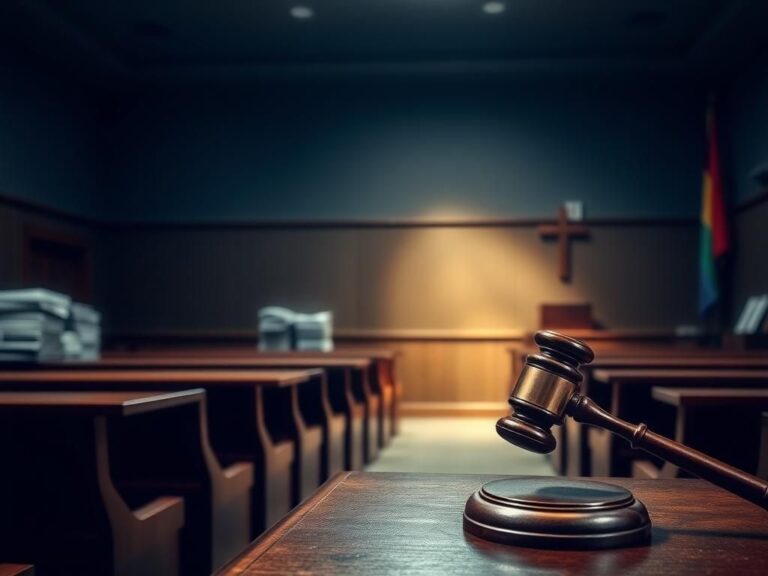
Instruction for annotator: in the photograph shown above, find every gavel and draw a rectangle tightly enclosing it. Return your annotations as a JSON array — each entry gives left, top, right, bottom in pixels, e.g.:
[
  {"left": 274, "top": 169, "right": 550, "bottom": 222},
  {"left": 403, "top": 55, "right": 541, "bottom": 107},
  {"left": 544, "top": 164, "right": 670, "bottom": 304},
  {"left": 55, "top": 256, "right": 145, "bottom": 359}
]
[{"left": 497, "top": 330, "right": 768, "bottom": 509}]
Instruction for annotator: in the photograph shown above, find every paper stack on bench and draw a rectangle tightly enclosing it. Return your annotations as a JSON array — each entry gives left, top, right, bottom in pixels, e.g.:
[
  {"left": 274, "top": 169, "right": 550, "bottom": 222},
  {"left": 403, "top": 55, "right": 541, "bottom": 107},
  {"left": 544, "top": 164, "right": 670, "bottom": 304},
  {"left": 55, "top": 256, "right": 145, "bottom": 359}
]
[
  {"left": 258, "top": 307, "right": 296, "bottom": 351},
  {"left": 0, "top": 288, "right": 70, "bottom": 361},
  {"left": 258, "top": 307, "right": 334, "bottom": 351},
  {"left": 294, "top": 311, "right": 333, "bottom": 352},
  {"left": 64, "top": 302, "right": 102, "bottom": 360}
]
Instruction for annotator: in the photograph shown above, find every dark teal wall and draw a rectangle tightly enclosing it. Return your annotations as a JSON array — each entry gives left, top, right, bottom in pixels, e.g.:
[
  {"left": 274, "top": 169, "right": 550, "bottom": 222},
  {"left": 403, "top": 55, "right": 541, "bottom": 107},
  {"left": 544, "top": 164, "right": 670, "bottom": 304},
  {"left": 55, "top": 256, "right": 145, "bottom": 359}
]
[
  {"left": 104, "top": 71, "right": 705, "bottom": 222},
  {"left": 723, "top": 57, "right": 768, "bottom": 204},
  {"left": 0, "top": 45, "right": 104, "bottom": 216}
]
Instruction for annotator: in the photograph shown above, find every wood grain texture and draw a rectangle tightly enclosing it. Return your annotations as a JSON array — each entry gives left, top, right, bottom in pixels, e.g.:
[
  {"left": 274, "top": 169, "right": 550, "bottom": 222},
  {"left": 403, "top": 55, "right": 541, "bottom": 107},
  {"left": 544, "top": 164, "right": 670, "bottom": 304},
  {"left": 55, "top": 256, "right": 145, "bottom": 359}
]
[
  {"left": 0, "top": 368, "right": 318, "bottom": 387},
  {"left": 0, "top": 565, "right": 34, "bottom": 576},
  {"left": 101, "top": 354, "right": 371, "bottom": 369},
  {"left": 0, "top": 389, "right": 205, "bottom": 416},
  {"left": 218, "top": 472, "right": 768, "bottom": 576},
  {"left": 97, "top": 224, "right": 699, "bottom": 340}
]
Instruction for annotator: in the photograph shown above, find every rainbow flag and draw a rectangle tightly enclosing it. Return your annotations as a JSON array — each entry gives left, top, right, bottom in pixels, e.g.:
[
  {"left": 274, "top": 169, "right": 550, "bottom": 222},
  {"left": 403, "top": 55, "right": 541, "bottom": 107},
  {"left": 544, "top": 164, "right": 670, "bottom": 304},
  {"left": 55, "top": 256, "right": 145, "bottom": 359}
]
[{"left": 698, "top": 101, "right": 729, "bottom": 317}]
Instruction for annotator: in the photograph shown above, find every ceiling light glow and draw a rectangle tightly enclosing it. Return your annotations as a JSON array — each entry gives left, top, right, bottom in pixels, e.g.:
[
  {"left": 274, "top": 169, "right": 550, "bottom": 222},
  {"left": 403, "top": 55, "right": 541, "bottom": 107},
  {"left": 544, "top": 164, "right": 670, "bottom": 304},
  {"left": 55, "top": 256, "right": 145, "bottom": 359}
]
[
  {"left": 482, "top": 2, "right": 506, "bottom": 15},
  {"left": 290, "top": 6, "right": 314, "bottom": 20}
]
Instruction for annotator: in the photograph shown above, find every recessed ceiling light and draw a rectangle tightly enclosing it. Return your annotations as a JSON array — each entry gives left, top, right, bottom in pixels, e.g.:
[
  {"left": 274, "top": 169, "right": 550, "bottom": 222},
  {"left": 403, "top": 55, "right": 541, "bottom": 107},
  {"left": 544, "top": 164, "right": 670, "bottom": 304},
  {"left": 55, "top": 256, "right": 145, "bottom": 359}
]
[
  {"left": 482, "top": 2, "right": 506, "bottom": 15},
  {"left": 290, "top": 6, "right": 314, "bottom": 20}
]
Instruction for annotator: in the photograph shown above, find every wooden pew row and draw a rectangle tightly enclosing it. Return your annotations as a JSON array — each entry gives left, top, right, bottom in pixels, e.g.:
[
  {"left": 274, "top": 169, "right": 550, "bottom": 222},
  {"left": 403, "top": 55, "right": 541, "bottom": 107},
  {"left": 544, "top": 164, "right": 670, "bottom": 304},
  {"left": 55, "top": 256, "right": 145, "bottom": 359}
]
[
  {"left": 69, "top": 356, "right": 374, "bottom": 468},
  {"left": 632, "top": 387, "right": 768, "bottom": 480},
  {"left": 0, "top": 390, "right": 195, "bottom": 576},
  {"left": 238, "top": 350, "right": 399, "bottom": 446},
  {"left": 0, "top": 369, "right": 322, "bottom": 538},
  {"left": 549, "top": 356, "right": 768, "bottom": 477},
  {"left": 507, "top": 346, "right": 768, "bottom": 475},
  {"left": 106, "top": 347, "right": 402, "bottom": 442},
  {"left": 588, "top": 369, "right": 768, "bottom": 478}
]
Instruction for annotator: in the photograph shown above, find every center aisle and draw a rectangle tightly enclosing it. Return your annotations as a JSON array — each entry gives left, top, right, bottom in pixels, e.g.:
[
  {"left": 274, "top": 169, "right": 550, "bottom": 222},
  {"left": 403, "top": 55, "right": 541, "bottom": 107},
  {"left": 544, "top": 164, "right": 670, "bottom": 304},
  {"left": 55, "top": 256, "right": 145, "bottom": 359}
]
[{"left": 365, "top": 417, "right": 555, "bottom": 476}]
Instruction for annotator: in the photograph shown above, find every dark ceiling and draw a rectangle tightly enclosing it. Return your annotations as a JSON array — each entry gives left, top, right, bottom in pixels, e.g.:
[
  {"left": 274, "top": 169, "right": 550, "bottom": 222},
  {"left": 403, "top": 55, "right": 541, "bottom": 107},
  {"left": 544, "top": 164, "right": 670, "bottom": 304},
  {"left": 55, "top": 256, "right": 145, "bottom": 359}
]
[{"left": 2, "top": 0, "right": 767, "bottom": 79}]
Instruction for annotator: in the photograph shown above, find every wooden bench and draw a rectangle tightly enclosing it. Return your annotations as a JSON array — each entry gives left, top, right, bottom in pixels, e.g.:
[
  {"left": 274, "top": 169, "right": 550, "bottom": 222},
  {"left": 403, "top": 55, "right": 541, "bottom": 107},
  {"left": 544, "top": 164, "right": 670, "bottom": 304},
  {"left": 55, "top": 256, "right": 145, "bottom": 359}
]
[
  {"left": 568, "top": 356, "right": 768, "bottom": 476},
  {"left": 588, "top": 368, "right": 768, "bottom": 477},
  {"left": 46, "top": 357, "right": 348, "bottom": 482},
  {"left": 109, "top": 346, "right": 399, "bottom": 446},
  {"left": 216, "top": 472, "right": 768, "bottom": 576},
  {"left": 0, "top": 391, "right": 189, "bottom": 576},
  {"left": 0, "top": 369, "right": 320, "bottom": 535},
  {"left": 94, "top": 356, "right": 373, "bottom": 469},
  {"left": 506, "top": 346, "right": 768, "bottom": 475},
  {"left": 517, "top": 354, "right": 768, "bottom": 477},
  {"left": 249, "top": 349, "right": 400, "bottom": 445},
  {"left": 201, "top": 357, "right": 375, "bottom": 467},
  {"left": 250, "top": 356, "right": 380, "bottom": 464},
  {"left": 632, "top": 387, "right": 768, "bottom": 479},
  {"left": 335, "top": 348, "right": 402, "bottom": 437},
  {"left": 508, "top": 348, "right": 768, "bottom": 476}
]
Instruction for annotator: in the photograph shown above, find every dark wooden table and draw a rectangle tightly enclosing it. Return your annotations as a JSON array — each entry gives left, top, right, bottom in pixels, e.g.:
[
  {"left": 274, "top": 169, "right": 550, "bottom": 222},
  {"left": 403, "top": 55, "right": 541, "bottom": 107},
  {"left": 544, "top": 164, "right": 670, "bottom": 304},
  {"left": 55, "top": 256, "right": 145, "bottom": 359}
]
[
  {"left": 585, "top": 368, "right": 768, "bottom": 477},
  {"left": 218, "top": 472, "right": 768, "bottom": 576},
  {"left": 0, "top": 368, "right": 322, "bottom": 535},
  {"left": 0, "top": 565, "right": 34, "bottom": 576},
  {"left": 639, "top": 387, "right": 768, "bottom": 479},
  {"left": 0, "top": 390, "right": 191, "bottom": 576}
]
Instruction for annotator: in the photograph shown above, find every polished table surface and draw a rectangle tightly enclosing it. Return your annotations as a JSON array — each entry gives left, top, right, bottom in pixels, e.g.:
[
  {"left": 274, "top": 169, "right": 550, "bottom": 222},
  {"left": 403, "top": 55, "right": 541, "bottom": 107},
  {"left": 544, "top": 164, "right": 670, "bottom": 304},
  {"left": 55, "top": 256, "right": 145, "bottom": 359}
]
[
  {"left": 219, "top": 472, "right": 768, "bottom": 576},
  {"left": 0, "top": 368, "right": 319, "bottom": 386},
  {"left": 0, "top": 388, "right": 204, "bottom": 415},
  {"left": 0, "top": 565, "right": 34, "bottom": 576}
]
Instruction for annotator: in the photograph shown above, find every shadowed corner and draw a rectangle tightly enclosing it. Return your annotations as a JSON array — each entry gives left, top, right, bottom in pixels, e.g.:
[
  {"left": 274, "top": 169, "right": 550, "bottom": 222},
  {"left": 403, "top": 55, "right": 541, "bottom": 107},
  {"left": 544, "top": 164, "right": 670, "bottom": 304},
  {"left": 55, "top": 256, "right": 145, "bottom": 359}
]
[{"left": 463, "top": 528, "right": 654, "bottom": 576}]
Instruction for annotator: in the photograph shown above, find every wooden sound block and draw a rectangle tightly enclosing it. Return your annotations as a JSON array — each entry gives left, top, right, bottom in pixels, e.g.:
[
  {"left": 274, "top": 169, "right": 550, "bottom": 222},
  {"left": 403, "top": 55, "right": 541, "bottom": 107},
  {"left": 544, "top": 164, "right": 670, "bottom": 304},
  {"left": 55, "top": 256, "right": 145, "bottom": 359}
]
[{"left": 463, "top": 477, "right": 651, "bottom": 549}]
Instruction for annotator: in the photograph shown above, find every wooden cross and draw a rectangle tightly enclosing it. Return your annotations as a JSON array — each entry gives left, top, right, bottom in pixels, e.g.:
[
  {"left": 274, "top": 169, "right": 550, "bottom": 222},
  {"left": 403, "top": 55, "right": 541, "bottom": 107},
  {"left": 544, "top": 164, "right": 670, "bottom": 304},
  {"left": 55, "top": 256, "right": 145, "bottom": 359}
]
[{"left": 538, "top": 206, "right": 590, "bottom": 282}]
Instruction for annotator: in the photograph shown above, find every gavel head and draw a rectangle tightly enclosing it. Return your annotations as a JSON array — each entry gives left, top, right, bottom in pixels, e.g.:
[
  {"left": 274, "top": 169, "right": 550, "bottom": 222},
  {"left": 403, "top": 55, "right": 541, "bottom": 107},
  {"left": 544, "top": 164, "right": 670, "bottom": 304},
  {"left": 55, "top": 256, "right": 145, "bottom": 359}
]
[{"left": 496, "top": 330, "right": 594, "bottom": 454}]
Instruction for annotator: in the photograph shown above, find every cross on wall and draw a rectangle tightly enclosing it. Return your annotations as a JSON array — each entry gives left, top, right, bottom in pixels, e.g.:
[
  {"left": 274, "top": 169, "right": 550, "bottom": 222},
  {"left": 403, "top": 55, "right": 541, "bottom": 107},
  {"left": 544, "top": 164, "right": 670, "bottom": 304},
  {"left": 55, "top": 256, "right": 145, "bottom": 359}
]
[{"left": 538, "top": 206, "right": 590, "bottom": 282}]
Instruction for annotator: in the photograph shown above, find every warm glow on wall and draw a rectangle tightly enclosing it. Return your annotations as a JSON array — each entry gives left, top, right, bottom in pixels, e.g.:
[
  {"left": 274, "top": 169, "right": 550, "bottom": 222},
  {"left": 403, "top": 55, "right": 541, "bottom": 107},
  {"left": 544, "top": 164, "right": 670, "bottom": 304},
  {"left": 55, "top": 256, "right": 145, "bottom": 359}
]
[{"left": 370, "top": 226, "right": 591, "bottom": 332}]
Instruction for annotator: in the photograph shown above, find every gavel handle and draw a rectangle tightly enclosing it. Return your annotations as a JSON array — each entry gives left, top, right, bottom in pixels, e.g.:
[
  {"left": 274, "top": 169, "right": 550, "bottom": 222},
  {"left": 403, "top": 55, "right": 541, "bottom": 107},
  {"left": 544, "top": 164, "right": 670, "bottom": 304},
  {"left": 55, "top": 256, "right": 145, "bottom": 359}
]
[{"left": 567, "top": 394, "right": 768, "bottom": 510}]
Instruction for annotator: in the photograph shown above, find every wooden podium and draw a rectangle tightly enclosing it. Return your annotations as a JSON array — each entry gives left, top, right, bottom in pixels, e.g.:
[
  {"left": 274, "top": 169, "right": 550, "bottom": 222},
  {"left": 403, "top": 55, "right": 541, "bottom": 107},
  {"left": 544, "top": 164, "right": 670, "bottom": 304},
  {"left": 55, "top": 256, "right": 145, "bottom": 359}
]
[{"left": 218, "top": 472, "right": 768, "bottom": 575}]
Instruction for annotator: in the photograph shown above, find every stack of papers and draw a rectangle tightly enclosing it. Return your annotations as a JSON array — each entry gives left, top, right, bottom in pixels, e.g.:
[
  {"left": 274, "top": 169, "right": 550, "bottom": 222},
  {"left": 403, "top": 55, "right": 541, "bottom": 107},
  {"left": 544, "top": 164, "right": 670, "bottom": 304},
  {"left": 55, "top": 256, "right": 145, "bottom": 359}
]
[
  {"left": 65, "top": 302, "right": 102, "bottom": 360},
  {"left": 294, "top": 311, "right": 333, "bottom": 352},
  {"left": 0, "top": 289, "right": 70, "bottom": 362},
  {"left": 258, "top": 307, "right": 296, "bottom": 351},
  {"left": 258, "top": 307, "right": 334, "bottom": 351}
]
